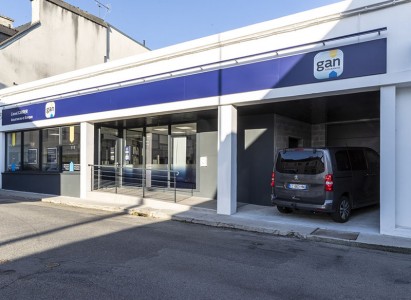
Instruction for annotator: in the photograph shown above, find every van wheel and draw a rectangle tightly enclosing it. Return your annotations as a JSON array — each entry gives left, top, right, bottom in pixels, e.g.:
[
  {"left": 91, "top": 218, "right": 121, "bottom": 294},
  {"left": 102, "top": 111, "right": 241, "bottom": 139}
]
[
  {"left": 277, "top": 206, "right": 293, "bottom": 214},
  {"left": 331, "top": 197, "right": 351, "bottom": 223}
]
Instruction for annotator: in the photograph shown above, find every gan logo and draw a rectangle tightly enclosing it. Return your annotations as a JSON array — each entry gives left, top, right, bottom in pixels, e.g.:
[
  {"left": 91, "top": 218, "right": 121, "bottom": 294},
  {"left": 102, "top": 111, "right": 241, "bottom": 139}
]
[
  {"left": 314, "top": 49, "right": 344, "bottom": 80},
  {"left": 45, "top": 102, "right": 56, "bottom": 118}
]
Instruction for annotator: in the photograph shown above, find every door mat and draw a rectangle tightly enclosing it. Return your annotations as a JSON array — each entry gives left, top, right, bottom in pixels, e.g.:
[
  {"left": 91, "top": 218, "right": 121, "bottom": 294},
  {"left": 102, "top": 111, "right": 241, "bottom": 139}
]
[{"left": 310, "top": 228, "right": 359, "bottom": 241}]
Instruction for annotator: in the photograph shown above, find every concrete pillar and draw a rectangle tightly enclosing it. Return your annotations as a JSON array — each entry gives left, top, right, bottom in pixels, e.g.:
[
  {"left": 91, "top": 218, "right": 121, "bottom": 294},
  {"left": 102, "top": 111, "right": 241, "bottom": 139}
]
[
  {"left": 380, "top": 86, "right": 396, "bottom": 235},
  {"left": 80, "top": 122, "right": 94, "bottom": 199},
  {"left": 0, "top": 132, "right": 5, "bottom": 189},
  {"left": 217, "top": 105, "right": 237, "bottom": 215}
]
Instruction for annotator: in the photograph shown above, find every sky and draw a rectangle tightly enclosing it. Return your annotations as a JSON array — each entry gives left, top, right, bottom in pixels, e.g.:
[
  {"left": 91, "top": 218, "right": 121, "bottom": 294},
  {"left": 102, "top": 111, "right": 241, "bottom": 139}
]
[{"left": 0, "top": 0, "right": 345, "bottom": 50}]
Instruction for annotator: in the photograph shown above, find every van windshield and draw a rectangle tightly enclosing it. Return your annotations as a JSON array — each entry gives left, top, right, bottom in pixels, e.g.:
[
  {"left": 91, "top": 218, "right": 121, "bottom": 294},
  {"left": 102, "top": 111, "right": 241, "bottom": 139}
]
[{"left": 276, "top": 150, "right": 325, "bottom": 175}]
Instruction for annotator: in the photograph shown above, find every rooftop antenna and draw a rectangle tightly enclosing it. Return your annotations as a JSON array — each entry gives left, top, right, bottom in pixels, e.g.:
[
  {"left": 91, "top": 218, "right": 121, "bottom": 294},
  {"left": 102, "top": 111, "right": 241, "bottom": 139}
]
[{"left": 93, "top": 0, "right": 111, "bottom": 19}]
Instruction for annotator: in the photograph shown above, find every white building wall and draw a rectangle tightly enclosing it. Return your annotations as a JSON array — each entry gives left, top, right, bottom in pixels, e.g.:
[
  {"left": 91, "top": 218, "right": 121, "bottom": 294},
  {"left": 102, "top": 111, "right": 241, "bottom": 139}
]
[
  {"left": 394, "top": 87, "right": 411, "bottom": 231},
  {"left": 217, "top": 105, "right": 237, "bottom": 215},
  {"left": 1, "top": 0, "right": 411, "bottom": 104},
  {"left": 380, "top": 86, "right": 396, "bottom": 235},
  {"left": 0, "top": 0, "right": 148, "bottom": 88},
  {"left": 109, "top": 27, "right": 147, "bottom": 61},
  {"left": 380, "top": 85, "right": 411, "bottom": 238},
  {"left": 1, "top": 0, "right": 411, "bottom": 236},
  {"left": 80, "top": 122, "right": 94, "bottom": 199}
]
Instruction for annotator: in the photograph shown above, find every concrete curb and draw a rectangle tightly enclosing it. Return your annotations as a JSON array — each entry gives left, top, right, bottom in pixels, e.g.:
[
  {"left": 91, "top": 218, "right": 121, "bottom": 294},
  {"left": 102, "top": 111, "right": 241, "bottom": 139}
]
[
  {"left": 306, "top": 235, "right": 411, "bottom": 254},
  {"left": 170, "top": 213, "right": 411, "bottom": 254},
  {"left": 43, "top": 198, "right": 411, "bottom": 254},
  {"left": 2, "top": 190, "right": 410, "bottom": 254}
]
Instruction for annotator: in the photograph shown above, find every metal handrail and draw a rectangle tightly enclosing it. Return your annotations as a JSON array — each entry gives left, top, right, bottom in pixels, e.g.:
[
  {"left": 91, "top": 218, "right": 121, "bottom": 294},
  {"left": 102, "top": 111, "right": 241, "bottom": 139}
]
[{"left": 89, "top": 164, "right": 183, "bottom": 202}]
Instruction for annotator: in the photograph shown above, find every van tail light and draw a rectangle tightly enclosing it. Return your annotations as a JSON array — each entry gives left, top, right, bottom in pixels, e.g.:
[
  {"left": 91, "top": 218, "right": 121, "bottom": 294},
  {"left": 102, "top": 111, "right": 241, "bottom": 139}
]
[
  {"left": 325, "top": 174, "right": 333, "bottom": 192},
  {"left": 271, "top": 172, "right": 275, "bottom": 187}
]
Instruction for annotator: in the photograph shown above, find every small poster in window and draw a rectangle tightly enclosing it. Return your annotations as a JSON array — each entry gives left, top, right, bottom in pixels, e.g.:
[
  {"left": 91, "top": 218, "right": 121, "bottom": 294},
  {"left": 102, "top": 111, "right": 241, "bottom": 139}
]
[
  {"left": 28, "top": 148, "right": 38, "bottom": 164},
  {"left": 47, "top": 147, "right": 58, "bottom": 163}
]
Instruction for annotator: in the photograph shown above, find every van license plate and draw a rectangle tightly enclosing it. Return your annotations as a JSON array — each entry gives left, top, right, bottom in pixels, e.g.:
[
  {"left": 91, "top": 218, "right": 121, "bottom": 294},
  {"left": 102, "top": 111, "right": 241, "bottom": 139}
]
[{"left": 287, "top": 183, "right": 307, "bottom": 190}]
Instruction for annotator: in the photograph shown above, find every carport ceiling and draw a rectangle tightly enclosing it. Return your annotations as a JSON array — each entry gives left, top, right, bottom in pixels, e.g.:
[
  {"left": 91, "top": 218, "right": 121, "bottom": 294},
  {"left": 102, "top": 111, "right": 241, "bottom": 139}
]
[{"left": 238, "top": 91, "right": 380, "bottom": 124}]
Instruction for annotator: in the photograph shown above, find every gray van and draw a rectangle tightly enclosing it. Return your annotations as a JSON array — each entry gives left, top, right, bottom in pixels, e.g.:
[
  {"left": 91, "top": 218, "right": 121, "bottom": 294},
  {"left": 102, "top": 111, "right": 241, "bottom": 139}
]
[{"left": 271, "top": 147, "right": 379, "bottom": 223}]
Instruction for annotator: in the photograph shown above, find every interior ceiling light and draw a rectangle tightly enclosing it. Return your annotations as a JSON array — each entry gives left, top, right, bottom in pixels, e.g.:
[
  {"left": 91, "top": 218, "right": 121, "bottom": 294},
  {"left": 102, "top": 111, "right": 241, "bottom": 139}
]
[
  {"left": 153, "top": 128, "right": 168, "bottom": 131},
  {"left": 176, "top": 126, "right": 192, "bottom": 130}
]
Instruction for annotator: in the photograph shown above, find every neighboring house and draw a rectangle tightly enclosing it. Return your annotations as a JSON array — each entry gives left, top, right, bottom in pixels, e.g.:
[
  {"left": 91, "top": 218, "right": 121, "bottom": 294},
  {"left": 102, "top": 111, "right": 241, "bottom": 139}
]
[
  {"left": 0, "top": 0, "right": 149, "bottom": 88},
  {"left": 0, "top": 15, "right": 17, "bottom": 43}
]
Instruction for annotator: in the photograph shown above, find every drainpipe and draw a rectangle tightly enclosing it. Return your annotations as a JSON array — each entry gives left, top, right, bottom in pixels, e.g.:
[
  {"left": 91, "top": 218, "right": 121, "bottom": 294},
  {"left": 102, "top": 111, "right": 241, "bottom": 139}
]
[{"left": 105, "top": 24, "right": 110, "bottom": 63}]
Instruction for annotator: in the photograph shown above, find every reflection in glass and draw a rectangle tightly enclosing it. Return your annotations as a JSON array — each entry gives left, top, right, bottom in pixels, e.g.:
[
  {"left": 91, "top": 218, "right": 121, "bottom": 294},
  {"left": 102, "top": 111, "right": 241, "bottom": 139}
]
[
  {"left": 24, "top": 130, "right": 40, "bottom": 171},
  {"left": 100, "top": 127, "right": 118, "bottom": 165},
  {"left": 61, "top": 125, "right": 80, "bottom": 171},
  {"left": 171, "top": 123, "right": 197, "bottom": 189},
  {"left": 124, "top": 129, "right": 144, "bottom": 167},
  {"left": 42, "top": 128, "right": 60, "bottom": 171},
  {"left": 7, "top": 132, "right": 21, "bottom": 171}
]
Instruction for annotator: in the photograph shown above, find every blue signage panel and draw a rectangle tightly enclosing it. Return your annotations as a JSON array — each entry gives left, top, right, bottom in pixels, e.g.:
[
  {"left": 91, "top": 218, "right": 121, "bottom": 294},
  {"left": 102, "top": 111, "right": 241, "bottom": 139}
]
[{"left": 2, "top": 38, "right": 386, "bottom": 126}]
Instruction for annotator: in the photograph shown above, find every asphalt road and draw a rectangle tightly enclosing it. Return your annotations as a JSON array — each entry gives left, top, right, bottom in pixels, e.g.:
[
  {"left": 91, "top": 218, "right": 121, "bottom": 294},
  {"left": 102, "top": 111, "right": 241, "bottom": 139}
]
[{"left": 0, "top": 197, "right": 410, "bottom": 300}]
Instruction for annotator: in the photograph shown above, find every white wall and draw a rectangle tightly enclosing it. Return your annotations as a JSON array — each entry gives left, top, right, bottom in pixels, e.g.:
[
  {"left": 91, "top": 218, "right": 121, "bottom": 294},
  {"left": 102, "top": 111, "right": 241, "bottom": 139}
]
[
  {"left": 0, "top": 0, "right": 148, "bottom": 88},
  {"left": 80, "top": 122, "right": 94, "bottom": 198},
  {"left": 109, "top": 26, "right": 147, "bottom": 60},
  {"left": 380, "top": 85, "right": 411, "bottom": 238},
  {"left": 217, "top": 105, "right": 237, "bottom": 215},
  {"left": 395, "top": 87, "right": 411, "bottom": 230}
]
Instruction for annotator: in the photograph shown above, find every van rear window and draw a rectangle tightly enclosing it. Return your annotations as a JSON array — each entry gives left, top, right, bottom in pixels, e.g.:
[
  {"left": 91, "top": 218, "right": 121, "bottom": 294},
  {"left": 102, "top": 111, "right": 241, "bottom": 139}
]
[{"left": 276, "top": 150, "right": 325, "bottom": 175}]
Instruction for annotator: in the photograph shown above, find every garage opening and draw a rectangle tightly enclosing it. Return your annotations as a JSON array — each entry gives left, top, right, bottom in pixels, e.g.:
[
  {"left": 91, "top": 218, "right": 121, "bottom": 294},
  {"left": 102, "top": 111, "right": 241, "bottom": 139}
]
[{"left": 237, "top": 91, "right": 380, "bottom": 231}]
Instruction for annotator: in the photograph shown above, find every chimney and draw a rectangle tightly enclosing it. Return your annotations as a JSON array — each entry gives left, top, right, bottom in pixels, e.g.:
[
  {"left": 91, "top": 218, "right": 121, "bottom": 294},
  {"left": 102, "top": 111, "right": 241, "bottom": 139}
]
[
  {"left": 31, "top": 0, "right": 43, "bottom": 24},
  {"left": 0, "top": 15, "right": 14, "bottom": 28}
]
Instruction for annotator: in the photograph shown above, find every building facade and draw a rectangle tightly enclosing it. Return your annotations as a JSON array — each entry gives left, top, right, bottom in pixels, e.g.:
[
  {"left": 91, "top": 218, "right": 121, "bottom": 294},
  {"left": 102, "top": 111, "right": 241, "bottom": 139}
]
[
  {"left": 0, "top": 0, "right": 148, "bottom": 88},
  {"left": 0, "top": 0, "right": 410, "bottom": 238}
]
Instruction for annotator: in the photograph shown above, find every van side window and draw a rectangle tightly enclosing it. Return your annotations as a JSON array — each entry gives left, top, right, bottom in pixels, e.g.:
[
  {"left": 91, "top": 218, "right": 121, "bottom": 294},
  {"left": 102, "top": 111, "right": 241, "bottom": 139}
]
[
  {"left": 348, "top": 149, "right": 367, "bottom": 171},
  {"left": 365, "top": 149, "right": 380, "bottom": 173},
  {"left": 335, "top": 150, "right": 350, "bottom": 171}
]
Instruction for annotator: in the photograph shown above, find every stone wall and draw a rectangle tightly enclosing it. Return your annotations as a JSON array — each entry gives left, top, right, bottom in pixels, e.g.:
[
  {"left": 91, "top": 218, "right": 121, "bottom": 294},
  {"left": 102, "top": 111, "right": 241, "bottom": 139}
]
[
  {"left": 273, "top": 114, "right": 311, "bottom": 157},
  {"left": 311, "top": 123, "right": 326, "bottom": 148}
]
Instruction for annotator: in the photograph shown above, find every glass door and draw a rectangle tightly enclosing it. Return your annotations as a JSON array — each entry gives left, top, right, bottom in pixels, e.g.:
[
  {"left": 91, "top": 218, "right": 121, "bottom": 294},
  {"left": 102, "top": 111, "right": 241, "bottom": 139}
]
[
  {"left": 146, "top": 126, "right": 169, "bottom": 188},
  {"left": 99, "top": 127, "right": 122, "bottom": 189},
  {"left": 123, "top": 129, "right": 144, "bottom": 187},
  {"left": 171, "top": 123, "right": 197, "bottom": 189}
]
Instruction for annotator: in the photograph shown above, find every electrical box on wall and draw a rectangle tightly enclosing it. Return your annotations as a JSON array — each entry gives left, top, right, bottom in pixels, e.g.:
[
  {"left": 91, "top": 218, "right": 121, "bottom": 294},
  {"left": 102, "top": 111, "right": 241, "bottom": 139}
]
[{"left": 200, "top": 156, "right": 207, "bottom": 167}]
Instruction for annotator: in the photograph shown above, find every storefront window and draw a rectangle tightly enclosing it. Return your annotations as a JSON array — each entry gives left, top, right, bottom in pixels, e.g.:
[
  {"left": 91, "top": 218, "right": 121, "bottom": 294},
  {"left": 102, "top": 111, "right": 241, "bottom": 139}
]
[
  {"left": 42, "top": 128, "right": 60, "bottom": 172},
  {"left": 23, "top": 130, "right": 40, "bottom": 171},
  {"left": 5, "top": 125, "right": 81, "bottom": 173},
  {"left": 125, "top": 129, "right": 144, "bottom": 166},
  {"left": 171, "top": 123, "right": 197, "bottom": 189},
  {"left": 146, "top": 126, "right": 169, "bottom": 166},
  {"left": 100, "top": 127, "right": 119, "bottom": 165},
  {"left": 6, "top": 132, "right": 21, "bottom": 171},
  {"left": 61, "top": 125, "right": 80, "bottom": 171}
]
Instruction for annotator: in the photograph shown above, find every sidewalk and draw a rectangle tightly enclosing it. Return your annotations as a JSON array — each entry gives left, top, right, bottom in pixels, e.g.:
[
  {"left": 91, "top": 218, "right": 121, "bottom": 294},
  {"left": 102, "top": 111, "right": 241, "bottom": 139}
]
[{"left": 2, "top": 189, "right": 411, "bottom": 254}]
